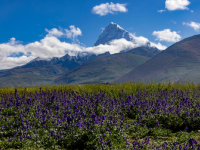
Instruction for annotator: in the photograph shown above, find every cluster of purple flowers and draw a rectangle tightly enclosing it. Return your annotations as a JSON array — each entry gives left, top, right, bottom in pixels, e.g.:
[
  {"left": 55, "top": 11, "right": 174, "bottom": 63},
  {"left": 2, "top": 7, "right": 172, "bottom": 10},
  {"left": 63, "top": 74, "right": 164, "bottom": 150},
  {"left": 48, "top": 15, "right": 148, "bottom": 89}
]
[
  {"left": 0, "top": 88, "right": 200, "bottom": 149},
  {"left": 132, "top": 138, "right": 199, "bottom": 149},
  {"left": 0, "top": 89, "right": 128, "bottom": 149}
]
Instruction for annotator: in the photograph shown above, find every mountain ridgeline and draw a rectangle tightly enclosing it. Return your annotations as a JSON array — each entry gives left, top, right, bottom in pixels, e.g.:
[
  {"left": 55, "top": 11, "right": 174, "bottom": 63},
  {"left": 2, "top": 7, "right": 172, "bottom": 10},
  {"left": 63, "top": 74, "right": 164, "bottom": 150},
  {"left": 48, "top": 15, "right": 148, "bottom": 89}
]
[
  {"left": 1, "top": 22, "right": 200, "bottom": 87},
  {"left": 22, "top": 52, "right": 96, "bottom": 70},
  {"left": 0, "top": 53, "right": 97, "bottom": 87},
  {"left": 0, "top": 22, "right": 161, "bottom": 87},
  {"left": 54, "top": 47, "right": 159, "bottom": 84}
]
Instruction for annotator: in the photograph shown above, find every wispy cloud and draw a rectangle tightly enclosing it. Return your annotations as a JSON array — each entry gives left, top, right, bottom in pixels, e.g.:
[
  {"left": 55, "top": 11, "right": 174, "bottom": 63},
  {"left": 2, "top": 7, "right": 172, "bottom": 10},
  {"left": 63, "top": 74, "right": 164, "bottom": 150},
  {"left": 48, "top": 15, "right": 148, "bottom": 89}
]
[
  {"left": 65, "top": 25, "right": 82, "bottom": 40},
  {"left": 165, "top": 0, "right": 190, "bottom": 11},
  {"left": 152, "top": 29, "right": 181, "bottom": 42},
  {"left": 158, "top": 9, "right": 166, "bottom": 13},
  {"left": 183, "top": 21, "right": 200, "bottom": 32},
  {"left": 171, "top": 20, "right": 177, "bottom": 24},
  {"left": 92, "top": 2, "right": 128, "bottom": 16},
  {"left": 45, "top": 25, "right": 82, "bottom": 42},
  {"left": 45, "top": 28, "right": 64, "bottom": 37}
]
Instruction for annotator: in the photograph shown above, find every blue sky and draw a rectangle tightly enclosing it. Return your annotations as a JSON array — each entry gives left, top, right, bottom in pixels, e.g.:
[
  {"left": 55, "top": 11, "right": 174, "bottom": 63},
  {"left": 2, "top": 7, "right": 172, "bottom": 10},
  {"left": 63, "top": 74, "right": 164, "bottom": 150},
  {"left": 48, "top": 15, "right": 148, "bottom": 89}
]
[{"left": 0, "top": 0, "right": 199, "bottom": 69}]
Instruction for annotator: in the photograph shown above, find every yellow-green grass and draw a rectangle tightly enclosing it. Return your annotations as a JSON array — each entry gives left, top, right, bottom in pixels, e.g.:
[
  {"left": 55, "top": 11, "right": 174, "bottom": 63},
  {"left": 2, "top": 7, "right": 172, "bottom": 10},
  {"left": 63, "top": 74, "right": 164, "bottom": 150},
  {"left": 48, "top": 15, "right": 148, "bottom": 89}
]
[{"left": 0, "top": 81, "right": 199, "bottom": 96}]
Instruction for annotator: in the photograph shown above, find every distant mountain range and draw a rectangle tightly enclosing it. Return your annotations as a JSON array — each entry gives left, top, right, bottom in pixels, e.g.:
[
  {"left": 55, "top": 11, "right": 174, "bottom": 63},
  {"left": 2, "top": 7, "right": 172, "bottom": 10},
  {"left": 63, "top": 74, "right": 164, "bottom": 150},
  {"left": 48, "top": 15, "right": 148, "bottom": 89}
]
[
  {"left": 0, "top": 52, "right": 97, "bottom": 87},
  {"left": 1, "top": 22, "right": 200, "bottom": 87},
  {"left": 21, "top": 52, "right": 97, "bottom": 70},
  {"left": 55, "top": 47, "right": 159, "bottom": 84}
]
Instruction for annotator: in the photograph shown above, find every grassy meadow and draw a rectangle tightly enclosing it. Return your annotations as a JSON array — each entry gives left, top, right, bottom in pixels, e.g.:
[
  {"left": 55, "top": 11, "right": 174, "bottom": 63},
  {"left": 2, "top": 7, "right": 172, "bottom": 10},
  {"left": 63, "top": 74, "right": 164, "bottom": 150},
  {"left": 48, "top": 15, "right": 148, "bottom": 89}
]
[{"left": 1, "top": 81, "right": 200, "bottom": 149}]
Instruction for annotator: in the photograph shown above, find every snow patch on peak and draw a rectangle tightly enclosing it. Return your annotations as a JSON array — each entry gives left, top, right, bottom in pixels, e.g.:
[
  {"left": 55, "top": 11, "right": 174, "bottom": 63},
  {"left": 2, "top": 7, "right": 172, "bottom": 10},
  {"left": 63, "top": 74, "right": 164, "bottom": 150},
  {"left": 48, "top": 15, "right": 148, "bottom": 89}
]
[
  {"left": 105, "top": 22, "right": 125, "bottom": 31},
  {"left": 94, "top": 22, "right": 133, "bottom": 46},
  {"left": 109, "top": 22, "right": 124, "bottom": 30}
]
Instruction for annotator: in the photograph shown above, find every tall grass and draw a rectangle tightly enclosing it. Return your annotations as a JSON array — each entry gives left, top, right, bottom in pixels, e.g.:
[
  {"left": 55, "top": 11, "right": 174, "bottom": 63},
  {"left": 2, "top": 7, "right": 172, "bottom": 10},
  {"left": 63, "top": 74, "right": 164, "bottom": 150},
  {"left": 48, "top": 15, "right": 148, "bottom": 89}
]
[{"left": 0, "top": 81, "right": 199, "bottom": 97}]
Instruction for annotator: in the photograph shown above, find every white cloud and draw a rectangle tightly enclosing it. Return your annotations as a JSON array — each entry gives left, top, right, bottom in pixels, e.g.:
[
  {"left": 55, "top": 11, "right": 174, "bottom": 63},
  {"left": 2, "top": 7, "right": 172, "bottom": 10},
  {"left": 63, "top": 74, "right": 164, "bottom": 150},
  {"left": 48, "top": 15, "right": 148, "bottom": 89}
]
[
  {"left": 191, "top": 10, "right": 194, "bottom": 13},
  {"left": 86, "top": 39, "right": 136, "bottom": 54},
  {"left": 45, "top": 26, "right": 82, "bottom": 41},
  {"left": 158, "top": 9, "right": 166, "bottom": 13},
  {"left": 131, "top": 33, "right": 167, "bottom": 50},
  {"left": 0, "top": 56, "right": 35, "bottom": 69},
  {"left": 92, "top": 2, "right": 128, "bottom": 16},
  {"left": 152, "top": 29, "right": 181, "bottom": 42},
  {"left": 183, "top": 21, "right": 200, "bottom": 32},
  {"left": 9, "top": 37, "right": 17, "bottom": 45},
  {"left": 165, "top": 0, "right": 190, "bottom": 11},
  {"left": 45, "top": 28, "right": 64, "bottom": 37},
  {"left": 65, "top": 25, "right": 82, "bottom": 39},
  {"left": 25, "top": 36, "right": 83, "bottom": 58},
  {"left": 133, "top": 35, "right": 149, "bottom": 46},
  {"left": 150, "top": 42, "right": 167, "bottom": 50},
  {"left": 86, "top": 37, "right": 167, "bottom": 54}
]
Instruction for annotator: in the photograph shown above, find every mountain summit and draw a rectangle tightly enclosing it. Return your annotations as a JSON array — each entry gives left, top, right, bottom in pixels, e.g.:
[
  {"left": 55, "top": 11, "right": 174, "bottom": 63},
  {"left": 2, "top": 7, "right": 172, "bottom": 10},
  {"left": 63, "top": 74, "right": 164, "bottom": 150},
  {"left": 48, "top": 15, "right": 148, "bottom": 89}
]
[
  {"left": 94, "top": 22, "right": 159, "bottom": 51},
  {"left": 94, "top": 22, "right": 135, "bottom": 46}
]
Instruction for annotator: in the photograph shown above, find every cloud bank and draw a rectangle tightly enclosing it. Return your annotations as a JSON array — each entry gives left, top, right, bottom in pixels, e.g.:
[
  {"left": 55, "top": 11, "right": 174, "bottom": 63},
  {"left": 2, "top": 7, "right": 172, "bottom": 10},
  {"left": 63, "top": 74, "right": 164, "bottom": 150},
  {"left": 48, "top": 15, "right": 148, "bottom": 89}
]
[
  {"left": 0, "top": 25, "right": 167, "bottom": 69},
  {"left": 183, "top": 21, "right": 200, "bottom": 32},
  {"left": 92, "top": 2, "right": 128, "bottom": 16},
  {"left": 165, "top": 0, "right": 190, "bottom": 11},
  {"left": 152, "top": 29, "right": 181, "bottom": 42}
]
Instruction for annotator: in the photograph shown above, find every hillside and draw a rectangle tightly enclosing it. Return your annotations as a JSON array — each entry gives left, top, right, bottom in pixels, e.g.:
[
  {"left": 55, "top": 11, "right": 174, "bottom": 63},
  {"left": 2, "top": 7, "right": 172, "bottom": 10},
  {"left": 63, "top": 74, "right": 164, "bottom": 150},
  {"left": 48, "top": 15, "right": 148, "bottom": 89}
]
[
  {"left": 55, "top": 47, "right": 158, "bottom": 84},
  {"left": 0, "top": 64, "right": 69, "bottom": 87},
  {"left": 116, "top": 34, "right": 200, "bottom": 83}
]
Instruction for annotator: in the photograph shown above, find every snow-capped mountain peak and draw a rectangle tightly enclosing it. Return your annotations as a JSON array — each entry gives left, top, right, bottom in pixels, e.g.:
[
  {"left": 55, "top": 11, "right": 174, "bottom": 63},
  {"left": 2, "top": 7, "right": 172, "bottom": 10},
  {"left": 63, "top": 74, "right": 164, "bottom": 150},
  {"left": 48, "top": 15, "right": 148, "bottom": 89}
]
[
  {"left": 94, "top": 22, "right": 160, "bottom": 51},
  {"left": 94, "top": 22, "right": 134, "bottom": 46},
  {"left": 109, "top": 22, "right": 124, "bottom": 31}
]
